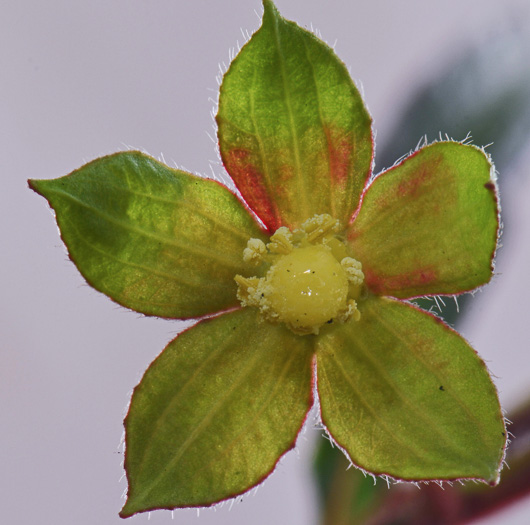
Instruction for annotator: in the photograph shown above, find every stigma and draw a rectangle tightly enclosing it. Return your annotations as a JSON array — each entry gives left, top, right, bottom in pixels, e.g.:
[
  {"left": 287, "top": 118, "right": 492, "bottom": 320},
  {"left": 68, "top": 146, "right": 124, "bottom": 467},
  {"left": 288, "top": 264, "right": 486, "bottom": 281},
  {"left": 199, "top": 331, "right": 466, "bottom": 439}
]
[{"left": 235, "top": 214, "right": 364, "bottom": 335}]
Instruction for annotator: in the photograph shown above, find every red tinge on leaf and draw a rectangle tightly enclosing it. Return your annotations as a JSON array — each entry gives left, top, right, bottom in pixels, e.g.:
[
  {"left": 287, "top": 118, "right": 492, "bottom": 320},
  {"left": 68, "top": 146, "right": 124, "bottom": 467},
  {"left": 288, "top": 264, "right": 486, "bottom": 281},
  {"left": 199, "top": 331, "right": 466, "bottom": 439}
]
[
  {"left": 347, "top": 142, "right": 499, "bottom": 298},
  {"left": 363, "top": 266, "right": 438, "bottom": 297},
  {"left": 324, "top": 125, "right": 354, "bottom": 188},
  {"left": 225, "top": 148, "right": 282, "bottom": 232}
]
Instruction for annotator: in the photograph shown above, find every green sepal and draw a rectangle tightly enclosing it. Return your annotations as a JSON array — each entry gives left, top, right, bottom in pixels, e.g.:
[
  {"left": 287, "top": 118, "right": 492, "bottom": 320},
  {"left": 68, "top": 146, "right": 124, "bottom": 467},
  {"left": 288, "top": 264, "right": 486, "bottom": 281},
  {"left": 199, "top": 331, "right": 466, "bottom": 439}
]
[
  {"left": 30, "top": 151, "right": 266, "bottom": 319},
  {"left": 217, "top": 0, "right": 372, "bottom": 232},
  {"left": 316, "top": 295, "right": 505, "bottom": 483},
  {"left": 348, "top": 142, "right": 498, "bottom": 298},
  {"left": 120, "top": 308, "right": 315, "bottom": 517}
]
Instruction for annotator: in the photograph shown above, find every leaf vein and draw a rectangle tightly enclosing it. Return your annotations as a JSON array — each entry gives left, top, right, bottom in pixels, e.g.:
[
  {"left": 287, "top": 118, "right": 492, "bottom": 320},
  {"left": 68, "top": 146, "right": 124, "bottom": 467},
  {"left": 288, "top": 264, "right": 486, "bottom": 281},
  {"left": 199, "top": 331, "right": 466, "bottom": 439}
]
[{"left": 51, "top": 188, "right": 240, "bottom": 268}]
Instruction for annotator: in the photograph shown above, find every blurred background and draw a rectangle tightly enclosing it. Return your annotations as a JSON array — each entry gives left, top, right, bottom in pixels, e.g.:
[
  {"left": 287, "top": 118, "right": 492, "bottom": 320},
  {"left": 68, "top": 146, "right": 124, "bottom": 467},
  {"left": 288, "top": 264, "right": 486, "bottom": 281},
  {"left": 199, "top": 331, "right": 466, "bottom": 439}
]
[{"left": 2, "top": 1, "right": 530, "bottom": 523}]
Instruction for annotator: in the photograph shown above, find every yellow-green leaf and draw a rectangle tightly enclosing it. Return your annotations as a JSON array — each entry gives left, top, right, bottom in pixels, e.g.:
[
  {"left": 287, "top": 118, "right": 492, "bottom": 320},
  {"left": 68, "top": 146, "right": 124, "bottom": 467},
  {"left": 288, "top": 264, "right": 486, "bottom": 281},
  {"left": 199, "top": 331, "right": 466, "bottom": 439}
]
[
  {"left": 30, "top": 151, "right": 265, "bottom": 319},
  {"left": 317, "top": 295, "right": 505, "bottom": 483},
  {"left": 217, "top": 0, "right": 372, "bottom": 232},
  {"left": 348, "top": 142, "right": 498, "bottom": 298},
  {"left": 120, "top": 308, "right": 314, "bottom": 517}
]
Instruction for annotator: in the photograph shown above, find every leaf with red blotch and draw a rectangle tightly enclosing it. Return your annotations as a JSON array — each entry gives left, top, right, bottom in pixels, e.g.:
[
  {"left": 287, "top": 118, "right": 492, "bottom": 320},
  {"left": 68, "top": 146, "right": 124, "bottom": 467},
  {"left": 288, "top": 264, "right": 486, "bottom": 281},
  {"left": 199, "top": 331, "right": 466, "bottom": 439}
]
[
  {"left": 216, "top": 0, "right": 373, "bottom": 232},
  {"left": 347, "top": 142, "right": 499, "bottom": 299}
]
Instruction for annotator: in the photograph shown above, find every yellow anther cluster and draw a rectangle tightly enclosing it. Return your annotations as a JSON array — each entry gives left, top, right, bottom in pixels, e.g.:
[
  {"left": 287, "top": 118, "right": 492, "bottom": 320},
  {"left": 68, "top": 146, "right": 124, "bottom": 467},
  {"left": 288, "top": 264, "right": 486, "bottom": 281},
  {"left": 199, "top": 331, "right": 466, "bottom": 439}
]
[
  {"left": 341, "top": 257, "right": 365, "bottom": 286},
  {"left": 301, "top": 214, "right": 340, "bottom": 243},
  {"left": 235, "top": 214, "right": 365, "bottom": 335},
  {"left": 243, "top": 238, "right": 267, "bottom": 265},
  {"left": 267, "top": 226, "right": 293, "bottom": 254},
  {"left": 234, "top": 275, "right": 262, "bottom": 304}
]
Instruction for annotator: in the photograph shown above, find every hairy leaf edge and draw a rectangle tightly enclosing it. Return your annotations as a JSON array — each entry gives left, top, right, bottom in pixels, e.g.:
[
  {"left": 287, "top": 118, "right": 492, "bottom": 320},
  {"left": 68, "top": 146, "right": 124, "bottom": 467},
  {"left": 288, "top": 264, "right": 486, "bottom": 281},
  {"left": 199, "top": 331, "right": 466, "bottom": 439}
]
[
  {"left": 119, "top": 314, "right": 317, "bottom": 518},
  {"left": 28, "top": 151, "right": 268, "bottom": 320},
  {"left": 315, "top": 299, "right": 507, "bottom": 487},
  {"left": 347, "top": 140, "right": 501, "bottom": 299}
]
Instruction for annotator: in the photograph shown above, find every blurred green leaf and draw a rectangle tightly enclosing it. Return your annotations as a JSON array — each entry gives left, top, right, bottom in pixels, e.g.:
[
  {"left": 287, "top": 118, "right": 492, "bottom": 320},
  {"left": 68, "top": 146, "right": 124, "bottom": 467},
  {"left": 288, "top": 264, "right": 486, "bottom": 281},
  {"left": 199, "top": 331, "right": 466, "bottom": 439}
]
[
  {"left": 314, "top": 438, "right": 386, "bottom": 525},
  {"left": 379, "top": 27, "right": 530, "bottom": 174}
]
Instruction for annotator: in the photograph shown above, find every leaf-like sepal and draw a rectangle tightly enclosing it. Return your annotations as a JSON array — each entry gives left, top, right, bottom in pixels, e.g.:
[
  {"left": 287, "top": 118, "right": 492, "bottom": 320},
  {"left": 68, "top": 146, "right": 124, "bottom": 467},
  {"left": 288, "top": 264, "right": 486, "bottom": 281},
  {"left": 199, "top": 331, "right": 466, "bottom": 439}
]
[
  {"left": 317, "top": 295, "right": 505, "bottom": 483},
  {"left": 217, "top": 0, "right": 373, "bottom": 232},
  {"left": 120, "top": 308, "right": 314, "bottom": 517},
  {"left": 30, "top": 151, "right": 265, "bottom": 319},
  {"left": 348, "top": 142, "right": 499, "bottom": 298}
]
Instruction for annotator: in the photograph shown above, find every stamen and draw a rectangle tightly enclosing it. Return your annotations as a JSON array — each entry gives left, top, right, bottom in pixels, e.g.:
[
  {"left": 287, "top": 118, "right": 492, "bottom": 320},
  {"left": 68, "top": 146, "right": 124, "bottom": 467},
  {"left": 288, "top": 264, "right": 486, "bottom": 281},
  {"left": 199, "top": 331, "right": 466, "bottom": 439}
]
[
  {"left": 301, "top": 214, "right": 340, "bottom": 243},
  {"left": 243, "top": 238, "right": 267, "bottom": 265},
  {"left": 341, "top": 257, "right": 364, "bottom": 285},
  {"left": 267, "top": 227, "right": 293, "bottom": 254},
  {"left": 336, "top": 299, "right": 361, "bottom": 323},
  {"left": 234, "top": 275, "right": 262, "bottom": 306}
]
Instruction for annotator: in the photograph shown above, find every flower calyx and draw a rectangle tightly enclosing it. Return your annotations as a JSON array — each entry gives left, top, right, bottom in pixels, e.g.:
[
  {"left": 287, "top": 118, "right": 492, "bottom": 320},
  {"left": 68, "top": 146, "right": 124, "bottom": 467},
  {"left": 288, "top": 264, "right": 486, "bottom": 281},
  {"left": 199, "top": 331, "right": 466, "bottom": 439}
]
[{"left": 235, "top": 214, "right": 365, "bottom": 335}]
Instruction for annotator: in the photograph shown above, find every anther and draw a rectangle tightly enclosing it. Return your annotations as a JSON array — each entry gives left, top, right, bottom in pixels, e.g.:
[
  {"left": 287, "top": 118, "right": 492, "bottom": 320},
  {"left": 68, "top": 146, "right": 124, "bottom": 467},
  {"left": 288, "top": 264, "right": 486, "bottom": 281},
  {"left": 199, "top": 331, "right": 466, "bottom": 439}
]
[
  {"left": 341, "top": 257, "right": 364, "bottom": 285},
  {"left": 301, "top": 214, "right": 340, "bottom": 243},
  {"left": 234, "top": 275, "right": 261, "bottom": 305},
  {"left": 243, "top": 238, "right": 267, "bottom": 265},
  {"left": 267, "top": 227, "right": 293, "bottom": 254}
]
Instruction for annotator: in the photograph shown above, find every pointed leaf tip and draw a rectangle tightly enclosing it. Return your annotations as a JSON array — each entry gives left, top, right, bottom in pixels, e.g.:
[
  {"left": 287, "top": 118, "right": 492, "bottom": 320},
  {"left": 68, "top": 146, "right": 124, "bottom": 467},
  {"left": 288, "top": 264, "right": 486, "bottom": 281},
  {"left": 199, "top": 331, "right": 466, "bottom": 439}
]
[
  {"left": 30, "top": 151, "right": 265, "bottom": 319},
  {"left": 121, "top": 309, "right": 315, "bottom": 516},
  {"left": 262, "top": 0, "right": 277, "bottom": 14},
  {"left": 217, "top": 0, "right": 372, "bottom": 231},
  {"left": 317, "top": 296, "right": 506, "bottom": 483}
]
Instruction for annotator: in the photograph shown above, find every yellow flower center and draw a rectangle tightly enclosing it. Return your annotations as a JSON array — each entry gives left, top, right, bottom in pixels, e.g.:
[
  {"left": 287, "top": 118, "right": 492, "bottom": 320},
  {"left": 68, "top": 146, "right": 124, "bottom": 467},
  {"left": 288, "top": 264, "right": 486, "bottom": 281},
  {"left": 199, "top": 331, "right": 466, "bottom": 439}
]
[{"left": 235, "top": 214, "right": 364, "bottom": 335}]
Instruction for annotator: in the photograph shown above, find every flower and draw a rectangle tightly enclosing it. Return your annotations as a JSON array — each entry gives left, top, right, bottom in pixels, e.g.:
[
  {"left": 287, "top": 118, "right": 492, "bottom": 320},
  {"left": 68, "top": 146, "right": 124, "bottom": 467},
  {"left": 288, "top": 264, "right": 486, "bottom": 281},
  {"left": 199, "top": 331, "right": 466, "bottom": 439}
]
[{"left": 30, "top": 0, "right": 506, "bottom": 519}]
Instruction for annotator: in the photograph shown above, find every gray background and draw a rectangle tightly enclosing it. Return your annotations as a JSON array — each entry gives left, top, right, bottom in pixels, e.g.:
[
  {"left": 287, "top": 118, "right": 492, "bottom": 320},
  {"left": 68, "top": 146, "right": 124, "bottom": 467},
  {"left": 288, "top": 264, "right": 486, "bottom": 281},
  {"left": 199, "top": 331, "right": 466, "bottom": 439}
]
[{"left": 2, "top": 1, "right": 530, "bottom": 524}]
